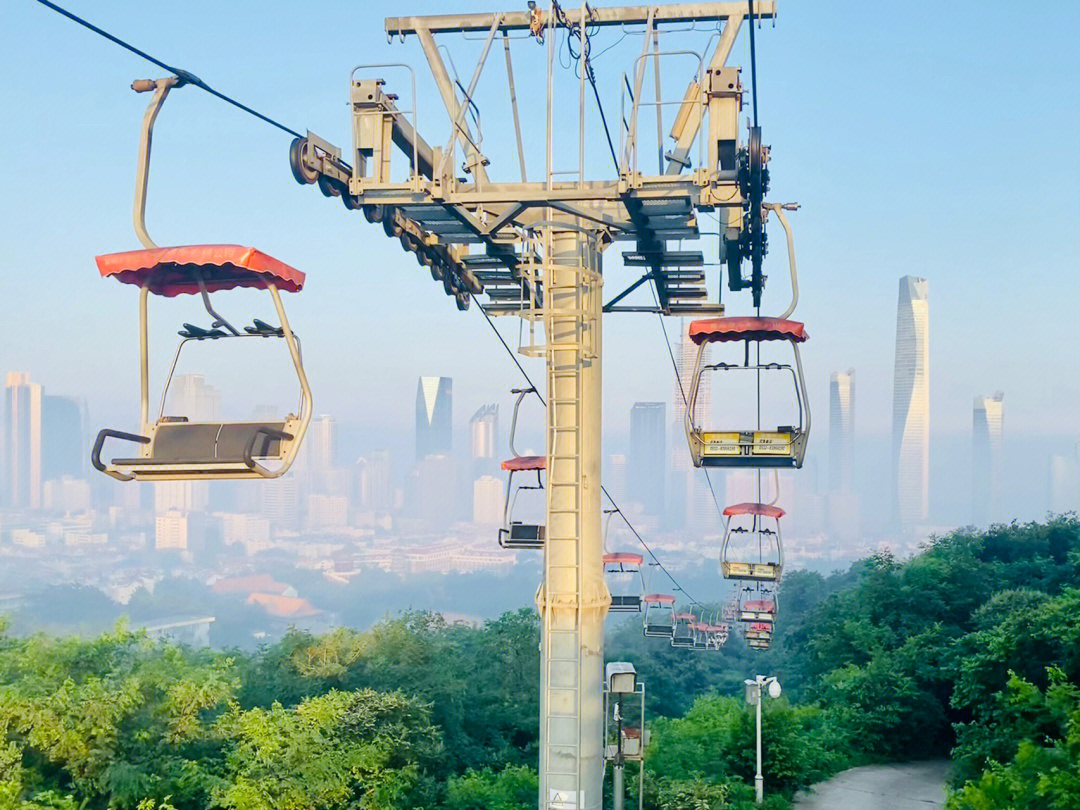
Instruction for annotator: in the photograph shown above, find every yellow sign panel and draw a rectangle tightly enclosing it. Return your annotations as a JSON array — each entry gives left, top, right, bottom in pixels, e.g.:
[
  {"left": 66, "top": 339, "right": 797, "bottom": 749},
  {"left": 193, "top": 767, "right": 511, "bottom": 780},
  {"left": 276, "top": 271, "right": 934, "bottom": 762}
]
[
  {"left": 753, "top": 431, "right": 792, "bottom": 455},
  {"left": 702, "top": 432, "right": 742, "bottom": 456}
]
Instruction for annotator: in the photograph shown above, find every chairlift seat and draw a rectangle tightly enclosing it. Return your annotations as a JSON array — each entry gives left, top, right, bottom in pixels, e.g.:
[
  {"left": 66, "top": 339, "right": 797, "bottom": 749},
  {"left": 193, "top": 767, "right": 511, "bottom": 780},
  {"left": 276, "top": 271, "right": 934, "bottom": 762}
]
[
  {"left": 642, "top": 594, "right": 675, "bottom": 638},
  {"left": 610, "top": 595, "right": 642, "bottom": 613},
  {"left": 722, "top": 561, "right": 781, "bottom": 581},
  {"left": 499, "top": 522, "right": 545, "bottom": 549},
  {"left": 100, "top": 419, "right": 298, "bottom": 480}
]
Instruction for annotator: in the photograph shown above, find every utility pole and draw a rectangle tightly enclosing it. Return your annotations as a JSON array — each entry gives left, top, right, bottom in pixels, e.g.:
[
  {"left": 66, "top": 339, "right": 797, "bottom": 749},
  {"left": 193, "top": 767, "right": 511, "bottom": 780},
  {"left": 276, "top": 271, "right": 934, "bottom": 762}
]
[{"left": 745, "top": 675, "right": 781, "bottom": 805}]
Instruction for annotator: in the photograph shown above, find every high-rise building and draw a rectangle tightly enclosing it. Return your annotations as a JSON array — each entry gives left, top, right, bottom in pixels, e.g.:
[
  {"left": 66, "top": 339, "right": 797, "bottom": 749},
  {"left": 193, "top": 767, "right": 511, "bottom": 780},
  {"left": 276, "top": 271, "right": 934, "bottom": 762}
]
[
  {"left": 828, "top": 370, "right": 855, "bottom": 493},
  {"left": 414, "top": 454, "right": 456, "bottom": 524},
  {"left": 1049, "top": 444, "right": 1080, "bottom": 514},
  {"left": 473, "top": 475, "right": 504, "bottom": 525},
  {"left": 155, "top": 509, "right": 188, "bottom": 550},
  {"left": 892, "top": 276, "right": 929, "bottom": 525},
  {"left": 416, "top": 376, "right": 452, "bottom": 461},
  {"left": 166, "top": 374, "right": 221, "bottom": 421},
  {"left": 3, "top": 372, "right": 43, "bottom": 508},
  {"left": 42, "top": 395, "right": 86, "bottom": 481},
  {"left": 307, "top": 414, "right": 336, "bottom": 471},
  {"left": 154, "top": 480, "right": 209, "bottom": 515},
  {"left": 357, "top": 450, "right": 392, "bottom": 512},
  {"left": 608, "top": 454, "right": 628, "bottom": 504},
  {"left": 469, "top": 404, "right": 498, "bottom": 460},
  {"left": 670, "top": 320, "right": 712, "bottom": 530},
  {"left": 972, "top": 392, "right": 1004, "bottom": 525},
  {"left": 630, "top": 402, "right": 666, "bottom": 516}
]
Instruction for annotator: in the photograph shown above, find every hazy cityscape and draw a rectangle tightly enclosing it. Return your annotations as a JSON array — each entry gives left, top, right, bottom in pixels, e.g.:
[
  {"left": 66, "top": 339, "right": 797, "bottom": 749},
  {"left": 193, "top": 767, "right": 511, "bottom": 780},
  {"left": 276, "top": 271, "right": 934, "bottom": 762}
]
[{"left": 3, "top": 273, "right": 1076, "bottom": 647}]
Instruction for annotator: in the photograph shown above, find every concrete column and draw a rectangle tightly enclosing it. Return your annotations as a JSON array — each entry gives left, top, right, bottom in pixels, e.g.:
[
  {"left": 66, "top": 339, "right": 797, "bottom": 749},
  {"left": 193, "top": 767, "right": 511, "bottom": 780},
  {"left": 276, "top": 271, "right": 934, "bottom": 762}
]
[{"left": 537, "top": 227, "right": 609, "bottom": 810}]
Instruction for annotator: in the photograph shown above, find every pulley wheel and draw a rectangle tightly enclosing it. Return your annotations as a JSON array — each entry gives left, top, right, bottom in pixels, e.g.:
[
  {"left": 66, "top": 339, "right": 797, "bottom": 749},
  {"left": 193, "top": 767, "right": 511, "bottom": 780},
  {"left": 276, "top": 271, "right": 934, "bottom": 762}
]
[
  {"left": 289, "top": 137, "right": 319, "bottom": 185},
  {"left": 317, "top": 174, "right": 341, "bottom": 198}
]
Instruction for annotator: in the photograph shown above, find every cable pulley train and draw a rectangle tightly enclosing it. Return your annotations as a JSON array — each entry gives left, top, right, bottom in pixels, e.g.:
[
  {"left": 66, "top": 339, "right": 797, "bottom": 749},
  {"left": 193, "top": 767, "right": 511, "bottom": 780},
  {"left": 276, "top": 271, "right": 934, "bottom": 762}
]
[{"left": 92, "top": 77, "right": 311, "bottom": 482}]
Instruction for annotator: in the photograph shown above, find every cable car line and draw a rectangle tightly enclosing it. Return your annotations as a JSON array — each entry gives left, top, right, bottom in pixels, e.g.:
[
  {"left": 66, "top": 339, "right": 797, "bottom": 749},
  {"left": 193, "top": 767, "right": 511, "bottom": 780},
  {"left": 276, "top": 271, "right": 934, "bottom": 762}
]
[
  {"left": 747, "top": 0, "right": 760, "bottom": 128},
  {"left": 471, "top": 292, "right": 707, "bottom": 609},
  {"left": 33, "top": 0, "right": 304, "bottom": 140}
]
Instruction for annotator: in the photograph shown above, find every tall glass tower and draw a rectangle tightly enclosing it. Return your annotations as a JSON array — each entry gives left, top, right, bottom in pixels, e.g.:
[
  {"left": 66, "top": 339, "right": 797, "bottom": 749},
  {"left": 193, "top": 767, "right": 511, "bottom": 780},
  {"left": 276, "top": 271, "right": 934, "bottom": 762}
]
[
  {"left": 892, "top": 276, "right": 929, "bottom": 526},
  {"left": 416, "top": 376, "right": 452, "bottom": 461},
  {"left": 828, "top": 369, "right": 855, "bottom": 493},
  {"left": 972, "top": 392, "right": 1004, "bottom": 525}
]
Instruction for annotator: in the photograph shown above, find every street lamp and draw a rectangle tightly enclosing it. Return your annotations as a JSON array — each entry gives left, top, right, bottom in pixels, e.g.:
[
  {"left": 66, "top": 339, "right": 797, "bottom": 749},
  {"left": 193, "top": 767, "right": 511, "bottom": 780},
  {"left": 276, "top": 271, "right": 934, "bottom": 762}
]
[
  {"left": 605, "top": 662, "right": 646, "bottom": 810},
  {"left": 744, "top": 675, "right": 782, "bottom": 805}
]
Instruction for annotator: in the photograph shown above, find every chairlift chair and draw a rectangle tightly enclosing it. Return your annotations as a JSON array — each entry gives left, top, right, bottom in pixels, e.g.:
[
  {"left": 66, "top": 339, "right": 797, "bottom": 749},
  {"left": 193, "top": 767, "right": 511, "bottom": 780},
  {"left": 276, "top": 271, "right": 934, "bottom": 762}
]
[
  {"left": 748, "top": 639, "right": 771, "bottom": 651},
  {"left": 684, "top": 317, "right": 809, "bottom": 468},
  {"left": 671, "top": 612, "right": 696, "bottom": 648},
  {"left": 642, "top": 594, "right": 676, "bottom": 638},
  {"left": 721, "top": 502, "right": 785, "bottom": 582},
  {"left": 604, "top": 552, "right": 645, "bottom": 613},
  {"left": 499, "top": 387, "right": 545, "bottom": 550},
  {"left": 739, "top": 587, "right": 777, "bottom": 624},
  {"left": 690, "top": 621, "right": 712, "bottom": 651},
  {"left": 92, "top": 77, "right": 311, "bottom": 481},
  {"left": 745, "top": 622, "right": 773, "bottom": 641}
]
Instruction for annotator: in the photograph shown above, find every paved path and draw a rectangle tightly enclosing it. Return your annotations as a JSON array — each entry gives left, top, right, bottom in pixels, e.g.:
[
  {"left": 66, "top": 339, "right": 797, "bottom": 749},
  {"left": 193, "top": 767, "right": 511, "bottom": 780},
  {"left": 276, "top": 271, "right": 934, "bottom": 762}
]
[{"left": 792, "top": 761, "right": 950, "bottom": 809}]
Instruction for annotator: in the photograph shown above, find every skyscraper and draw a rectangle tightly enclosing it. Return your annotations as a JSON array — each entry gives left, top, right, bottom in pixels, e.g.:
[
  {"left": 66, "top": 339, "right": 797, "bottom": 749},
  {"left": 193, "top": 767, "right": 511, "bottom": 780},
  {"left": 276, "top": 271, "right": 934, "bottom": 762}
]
[
  {"left": 416, "top": 376, "right": 452, "bottom": 461},
  {"left": 3, "top": 372, "right": 43, "bottom": 508},
  {"left": 972, "top": 392, "right": 1004, "bottom": 525},
  {"left": 167, "top": 374, "right": 221, "bottom": 421},
  {"left": 630, "top": 402, "right": 666, "bottom": 516},
  {"left": 42, "top": 394, "right": 86, "bottom": 481},
  {"left": 1049, "top": 444, "right": 1080, "bottom": 514},
  {"left": 670, "top": 319, "right": 712, "bottom": 530},
  {"left": 892, "top": 276, "right": 929, "bottom": 526},
  {"left": 469, "top": 404, "right": 498, "bottom": 460},
  {"left": 828, "top": 370, "right": 855, "bottom": 493}
]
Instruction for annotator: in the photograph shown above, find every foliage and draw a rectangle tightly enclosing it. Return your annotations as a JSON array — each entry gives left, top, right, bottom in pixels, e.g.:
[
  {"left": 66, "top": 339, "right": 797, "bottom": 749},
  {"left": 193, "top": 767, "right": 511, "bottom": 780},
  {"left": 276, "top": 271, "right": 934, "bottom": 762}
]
[
  {"left": 444, "top": 765, "right": 538, "bottom": 810},
  {"left": 0, "top": 518, "right": 1078, "bottom": 809}
]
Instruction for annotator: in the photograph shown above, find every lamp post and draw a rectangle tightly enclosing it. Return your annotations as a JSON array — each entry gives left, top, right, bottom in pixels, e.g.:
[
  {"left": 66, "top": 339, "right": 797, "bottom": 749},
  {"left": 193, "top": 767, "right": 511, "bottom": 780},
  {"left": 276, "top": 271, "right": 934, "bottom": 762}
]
[
  {"left": 744, "top": 675, "right": 782, "bottom": 805},
  {"left": 605, "top": 662, "right": 645, "bottom": 810}
]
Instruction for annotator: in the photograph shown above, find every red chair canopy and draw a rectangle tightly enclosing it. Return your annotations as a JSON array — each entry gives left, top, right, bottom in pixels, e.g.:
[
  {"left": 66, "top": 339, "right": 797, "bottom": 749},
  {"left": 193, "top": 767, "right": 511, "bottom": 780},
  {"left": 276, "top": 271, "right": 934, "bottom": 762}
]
[
  {"left": 723, "top": 502, "right": 786, "bottom": 519},
  {"left": 501, "top": 455, "right": 546, "bottom": 472},
  {"left": 97, "top": 245, "right": 305, "bottom": 297},
  {"left": 688, "top": 316, "right": 807, "bottom": 345}
]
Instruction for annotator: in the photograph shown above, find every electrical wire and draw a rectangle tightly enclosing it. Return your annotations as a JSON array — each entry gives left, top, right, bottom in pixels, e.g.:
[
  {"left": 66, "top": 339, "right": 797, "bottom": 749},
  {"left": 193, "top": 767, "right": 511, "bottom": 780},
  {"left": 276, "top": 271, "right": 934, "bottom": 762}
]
[
  {"left": 34, "top": 0, "right": 303, "bottom": 139},
  {"left": 470, "top": 292, "right": 707, "bottom": 609}
]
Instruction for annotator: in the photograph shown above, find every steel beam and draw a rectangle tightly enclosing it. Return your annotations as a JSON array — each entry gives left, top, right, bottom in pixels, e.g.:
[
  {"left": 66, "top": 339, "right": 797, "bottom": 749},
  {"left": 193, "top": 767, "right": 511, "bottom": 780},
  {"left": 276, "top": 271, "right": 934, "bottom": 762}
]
[{"left": 386, "top": 2, "right": 776, "bottom": 35}]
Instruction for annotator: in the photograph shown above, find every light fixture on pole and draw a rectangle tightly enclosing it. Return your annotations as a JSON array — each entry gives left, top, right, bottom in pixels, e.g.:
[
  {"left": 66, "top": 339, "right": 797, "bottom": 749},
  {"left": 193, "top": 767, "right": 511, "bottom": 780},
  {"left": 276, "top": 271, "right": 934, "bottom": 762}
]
[{"left": 744, "top": 675, "right": 782, "bottom": 805}]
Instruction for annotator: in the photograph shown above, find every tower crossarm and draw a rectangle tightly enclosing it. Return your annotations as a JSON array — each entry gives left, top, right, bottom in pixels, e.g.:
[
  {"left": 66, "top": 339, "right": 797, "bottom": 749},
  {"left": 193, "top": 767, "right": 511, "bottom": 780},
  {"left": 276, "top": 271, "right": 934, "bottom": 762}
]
[{"left": 385, "top": 2, "right": 775, "bottom": 36}]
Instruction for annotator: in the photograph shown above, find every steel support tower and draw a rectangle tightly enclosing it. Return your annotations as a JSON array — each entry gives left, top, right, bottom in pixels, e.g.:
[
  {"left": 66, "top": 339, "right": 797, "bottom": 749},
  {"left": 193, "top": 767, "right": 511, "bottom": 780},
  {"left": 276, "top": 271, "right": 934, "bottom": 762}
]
[{"left": 288, "top": 4, "right": 776, "bottom": 806}]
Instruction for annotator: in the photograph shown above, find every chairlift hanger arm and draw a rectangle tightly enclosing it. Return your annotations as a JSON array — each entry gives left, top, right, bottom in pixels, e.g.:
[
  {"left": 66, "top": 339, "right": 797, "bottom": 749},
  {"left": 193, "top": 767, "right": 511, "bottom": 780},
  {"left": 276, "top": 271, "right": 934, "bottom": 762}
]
[{"left": 386, "top": 3, "right": 776, "bottom": 35}]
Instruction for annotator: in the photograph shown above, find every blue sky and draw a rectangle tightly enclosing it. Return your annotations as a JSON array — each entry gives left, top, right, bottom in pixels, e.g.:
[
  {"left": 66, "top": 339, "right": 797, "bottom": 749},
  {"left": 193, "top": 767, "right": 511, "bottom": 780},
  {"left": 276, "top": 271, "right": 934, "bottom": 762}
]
[{"left": 2, "top": 0, "right": 1078, "bottom": 463}]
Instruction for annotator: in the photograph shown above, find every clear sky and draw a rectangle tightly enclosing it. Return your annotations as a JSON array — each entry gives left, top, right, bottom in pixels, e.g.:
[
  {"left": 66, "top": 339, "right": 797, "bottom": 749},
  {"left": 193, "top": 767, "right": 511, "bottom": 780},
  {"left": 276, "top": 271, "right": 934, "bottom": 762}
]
[{"left": 2, "top": 1, "right": 1078, "bottom": 507}]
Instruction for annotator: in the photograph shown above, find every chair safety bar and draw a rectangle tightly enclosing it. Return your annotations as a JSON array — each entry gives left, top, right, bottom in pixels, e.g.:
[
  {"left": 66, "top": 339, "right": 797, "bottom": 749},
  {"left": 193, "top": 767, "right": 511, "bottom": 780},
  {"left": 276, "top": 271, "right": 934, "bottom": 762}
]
[{"left": 92, "top": 429, "right": 152, "bottom": 482}]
